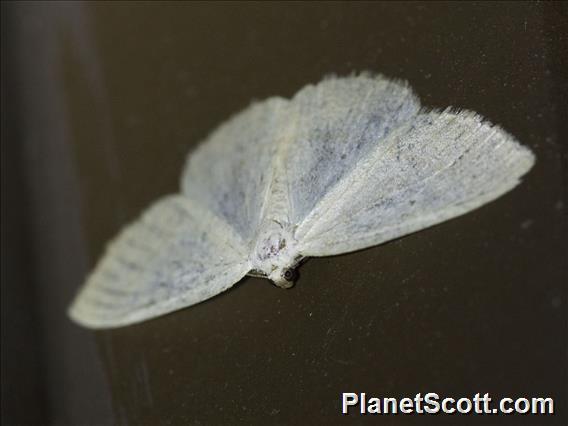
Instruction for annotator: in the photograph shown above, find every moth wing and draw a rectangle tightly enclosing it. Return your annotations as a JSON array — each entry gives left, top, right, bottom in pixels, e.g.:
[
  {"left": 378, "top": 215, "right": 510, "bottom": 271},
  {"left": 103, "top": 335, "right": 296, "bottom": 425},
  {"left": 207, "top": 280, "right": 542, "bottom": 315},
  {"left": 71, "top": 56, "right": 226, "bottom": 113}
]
[
  {"left": 181, "top": 98, "right": 290, "bottom": 244},
  {"left": 284, "top": 74, "right": 421, "bottom": 227},
  {"left": 68, "top": 195, "right": 250, "bottom": 329},
  {"left": 297, "top": 110, "right": 535, "bottom": 256}
]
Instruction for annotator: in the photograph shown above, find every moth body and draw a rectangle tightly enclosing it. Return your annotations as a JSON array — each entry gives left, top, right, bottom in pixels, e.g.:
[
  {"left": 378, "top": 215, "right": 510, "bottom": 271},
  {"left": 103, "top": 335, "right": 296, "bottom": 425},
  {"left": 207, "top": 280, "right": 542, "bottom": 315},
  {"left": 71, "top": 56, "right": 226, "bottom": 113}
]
[{"left": 250, "top": 221, "right": 301, "bottom": 289}]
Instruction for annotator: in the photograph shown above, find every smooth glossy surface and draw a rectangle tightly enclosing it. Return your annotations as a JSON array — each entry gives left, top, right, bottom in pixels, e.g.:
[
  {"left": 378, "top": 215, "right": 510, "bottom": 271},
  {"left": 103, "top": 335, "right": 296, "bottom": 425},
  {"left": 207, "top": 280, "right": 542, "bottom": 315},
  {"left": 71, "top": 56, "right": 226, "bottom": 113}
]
[{"left": 3, "top": 2, "right": 565, "bottom": 425}]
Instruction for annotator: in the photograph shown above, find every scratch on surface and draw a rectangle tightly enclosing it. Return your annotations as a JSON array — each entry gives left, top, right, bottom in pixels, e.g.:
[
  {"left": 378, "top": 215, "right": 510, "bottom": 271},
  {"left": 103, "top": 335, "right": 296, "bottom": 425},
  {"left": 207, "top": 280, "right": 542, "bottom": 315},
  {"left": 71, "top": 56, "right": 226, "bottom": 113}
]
[
  {"left": 328, "top": 355, "right": 355, "bottom": 366},
  {"left": 320, "top": 305, "right": 350, "bottom": 361},
  {"left": 65, "top": 5, "right": 125, "bottom": 221},
  {"left": 137, "top": 355, "right": 154, "bottom": 407}
]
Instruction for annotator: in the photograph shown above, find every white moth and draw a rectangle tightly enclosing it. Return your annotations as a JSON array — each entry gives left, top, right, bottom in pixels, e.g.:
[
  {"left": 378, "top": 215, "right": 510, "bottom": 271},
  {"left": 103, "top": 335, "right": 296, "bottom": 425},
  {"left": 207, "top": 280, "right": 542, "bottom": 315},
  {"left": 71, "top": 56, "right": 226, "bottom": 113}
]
[{"left": 69, "top": 74, "right": 535, "bottom": 329}]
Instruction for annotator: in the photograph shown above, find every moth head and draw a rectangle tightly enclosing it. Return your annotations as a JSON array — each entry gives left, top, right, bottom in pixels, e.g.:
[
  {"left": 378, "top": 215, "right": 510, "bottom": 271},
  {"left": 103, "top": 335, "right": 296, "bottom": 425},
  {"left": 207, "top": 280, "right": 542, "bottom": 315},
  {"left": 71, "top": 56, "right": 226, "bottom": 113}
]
[{"left": 269, "top": 267, "right": 297, "bottom": 289}]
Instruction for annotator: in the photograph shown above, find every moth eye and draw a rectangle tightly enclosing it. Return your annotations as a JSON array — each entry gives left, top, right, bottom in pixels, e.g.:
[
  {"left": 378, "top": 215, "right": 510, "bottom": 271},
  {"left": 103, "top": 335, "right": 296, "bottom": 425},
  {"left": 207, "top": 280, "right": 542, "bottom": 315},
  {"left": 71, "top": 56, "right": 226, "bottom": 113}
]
[{"left": 282, "top": 268, "right": 297, "bottom": 282}]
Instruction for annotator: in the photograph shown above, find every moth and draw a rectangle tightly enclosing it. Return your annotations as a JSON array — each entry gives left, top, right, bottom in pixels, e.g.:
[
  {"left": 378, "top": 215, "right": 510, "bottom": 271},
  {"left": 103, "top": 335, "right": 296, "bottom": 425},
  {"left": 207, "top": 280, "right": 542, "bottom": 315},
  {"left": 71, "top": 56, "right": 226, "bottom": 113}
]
[{"left": 69, "top": 74, "right": 535, "bottom": 329}]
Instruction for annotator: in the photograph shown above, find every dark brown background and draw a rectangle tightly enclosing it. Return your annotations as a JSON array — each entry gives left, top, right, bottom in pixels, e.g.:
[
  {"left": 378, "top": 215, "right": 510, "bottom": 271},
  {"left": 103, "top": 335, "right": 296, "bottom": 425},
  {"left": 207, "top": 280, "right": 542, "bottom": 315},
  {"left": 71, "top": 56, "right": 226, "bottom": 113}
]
[{"left": 2, "top": 2, "right": 566, "bottom": 425}]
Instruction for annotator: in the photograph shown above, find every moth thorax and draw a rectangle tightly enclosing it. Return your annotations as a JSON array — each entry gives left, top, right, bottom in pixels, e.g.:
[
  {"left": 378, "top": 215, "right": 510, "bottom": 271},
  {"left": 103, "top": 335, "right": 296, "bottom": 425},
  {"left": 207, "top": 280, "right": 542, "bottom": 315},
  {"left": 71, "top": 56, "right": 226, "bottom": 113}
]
[
  {"left": 255, "top": 231, "right": 289, "bottom": 261},
  {"left": 251, "top": 224, "right": 298, "bottom": 284}
]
